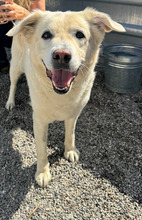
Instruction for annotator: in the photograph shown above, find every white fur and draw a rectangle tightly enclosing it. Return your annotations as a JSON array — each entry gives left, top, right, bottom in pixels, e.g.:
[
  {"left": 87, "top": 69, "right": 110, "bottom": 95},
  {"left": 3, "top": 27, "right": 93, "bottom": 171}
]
[{"left": 6, "top": 9, "right": 125, "bottom": 187}]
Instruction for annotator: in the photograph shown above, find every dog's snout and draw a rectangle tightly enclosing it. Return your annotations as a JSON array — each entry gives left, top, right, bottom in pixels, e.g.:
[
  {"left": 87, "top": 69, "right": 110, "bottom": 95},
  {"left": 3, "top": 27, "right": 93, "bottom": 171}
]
[{"left": 53, "top": 49, "right": 71, "bottom": 64}]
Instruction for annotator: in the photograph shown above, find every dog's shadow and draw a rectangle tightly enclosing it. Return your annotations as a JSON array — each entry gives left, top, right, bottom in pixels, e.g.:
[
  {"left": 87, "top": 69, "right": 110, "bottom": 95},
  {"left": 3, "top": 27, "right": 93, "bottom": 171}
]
[
  {"left": 0, "top": 132, "right": 36, "bottom": 219},
  {"left": 0, "top": 75, "right": 34, "bottom": 219},
  {"left": 0, "top": 114, "right": 64, "bottom": 220}
]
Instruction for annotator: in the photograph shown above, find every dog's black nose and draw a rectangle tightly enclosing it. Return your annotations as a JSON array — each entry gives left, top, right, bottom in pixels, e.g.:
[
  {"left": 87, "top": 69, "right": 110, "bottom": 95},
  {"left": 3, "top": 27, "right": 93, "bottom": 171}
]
[{"left": 53, "top": 49, "right": 71, "bottom": 64}]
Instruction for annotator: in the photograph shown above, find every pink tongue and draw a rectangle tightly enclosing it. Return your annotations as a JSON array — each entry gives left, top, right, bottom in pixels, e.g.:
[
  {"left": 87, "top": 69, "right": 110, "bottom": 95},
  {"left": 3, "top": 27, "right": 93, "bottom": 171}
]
[{"left": 52, "top": 70, "right": 74, "bottom": 88}]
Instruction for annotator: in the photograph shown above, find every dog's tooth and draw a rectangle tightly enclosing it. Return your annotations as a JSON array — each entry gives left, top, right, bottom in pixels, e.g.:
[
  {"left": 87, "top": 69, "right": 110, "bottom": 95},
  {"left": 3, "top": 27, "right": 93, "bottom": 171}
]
[
  {"left": 57, "top": 87, "right": 67, "bottom": 91},
  {"left": 52, "top": 81, "right": 56, "bottom": 87},
  {"left": 67, "top": 82, "right": 70, "bottom": 87}
]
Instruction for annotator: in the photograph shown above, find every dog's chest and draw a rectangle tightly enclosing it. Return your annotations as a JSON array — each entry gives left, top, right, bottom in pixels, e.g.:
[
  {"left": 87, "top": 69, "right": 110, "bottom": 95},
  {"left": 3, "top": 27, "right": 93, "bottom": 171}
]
[
  {"left": 35, "top": 90, "right": 87, "bottom": 121},
  {"left": 30, "top": 83, "right": 91, "bottom": 122}
]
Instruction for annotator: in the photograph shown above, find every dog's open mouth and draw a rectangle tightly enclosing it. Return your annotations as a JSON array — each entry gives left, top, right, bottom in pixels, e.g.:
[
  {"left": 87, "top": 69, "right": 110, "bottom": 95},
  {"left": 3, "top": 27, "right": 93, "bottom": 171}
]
[
  {"left": 43, "top": 62, "right": 78, "bottom": 94},
  {"left": 47, "top": 69, "right": 77, "bottom": 94}
]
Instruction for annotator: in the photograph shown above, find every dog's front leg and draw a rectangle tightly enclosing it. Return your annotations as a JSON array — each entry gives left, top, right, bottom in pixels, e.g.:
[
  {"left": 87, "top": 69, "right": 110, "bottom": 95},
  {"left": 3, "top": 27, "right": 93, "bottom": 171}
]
[
  {"left": 33, "top": 113, "right": 51, "bottom": 187},
  {"left": 6, "top": 63, "right": 22, "bottom": 110},
  {"left": 64, "top": 117, "right": 79, "bottom": 162}
]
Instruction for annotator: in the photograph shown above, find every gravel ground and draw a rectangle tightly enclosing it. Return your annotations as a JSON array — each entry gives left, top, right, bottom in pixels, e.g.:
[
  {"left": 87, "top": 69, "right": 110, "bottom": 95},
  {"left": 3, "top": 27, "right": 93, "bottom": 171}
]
[{"left": 0, "top": 52, "right": 142, "bottom": 219}]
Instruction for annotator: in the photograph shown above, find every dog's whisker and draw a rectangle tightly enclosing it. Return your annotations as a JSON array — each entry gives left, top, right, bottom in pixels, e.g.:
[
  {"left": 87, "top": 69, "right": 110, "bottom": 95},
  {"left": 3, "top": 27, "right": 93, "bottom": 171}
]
[
  {"left": 78, "top": 63, "right": 89, "bottom": 77},
  {"left": 81, "top": 63, "right": 89, "bottom": 72}
]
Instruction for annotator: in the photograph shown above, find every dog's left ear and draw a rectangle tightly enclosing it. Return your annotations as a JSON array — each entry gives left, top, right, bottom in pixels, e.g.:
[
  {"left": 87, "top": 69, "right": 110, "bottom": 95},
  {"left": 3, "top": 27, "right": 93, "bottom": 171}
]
[
  {"left": 7, "top": 10, "right": 44, "bottom": 41},
  {"left": 84, "top": 8, "right": 125, "bottom": 33}
]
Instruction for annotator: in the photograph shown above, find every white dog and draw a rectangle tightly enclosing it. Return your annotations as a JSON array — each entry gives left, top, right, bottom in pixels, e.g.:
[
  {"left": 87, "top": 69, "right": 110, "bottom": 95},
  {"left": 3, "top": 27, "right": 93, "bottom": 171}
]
[{"left": 6, "top": 8, "right": 125, "bottom": 187}]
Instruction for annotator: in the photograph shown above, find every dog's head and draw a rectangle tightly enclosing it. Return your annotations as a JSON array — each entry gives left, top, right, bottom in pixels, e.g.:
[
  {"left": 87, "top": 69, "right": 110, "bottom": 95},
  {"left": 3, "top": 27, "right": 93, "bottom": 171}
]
[{"left": 7, "top": 8, "right": 125, "bottom": 94}]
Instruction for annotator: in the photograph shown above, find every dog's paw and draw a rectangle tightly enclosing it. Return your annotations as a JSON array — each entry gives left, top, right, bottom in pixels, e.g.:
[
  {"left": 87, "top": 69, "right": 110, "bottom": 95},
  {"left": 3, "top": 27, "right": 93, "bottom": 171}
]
[
  {"left": 5, "top": 101, "right": 15, "bottom": 110},
  {"left": 35, "top": 168, "right": 51, "bottom": 188},
  {"left": 64, "top": 149, "right": 79, "bottom": 162}
]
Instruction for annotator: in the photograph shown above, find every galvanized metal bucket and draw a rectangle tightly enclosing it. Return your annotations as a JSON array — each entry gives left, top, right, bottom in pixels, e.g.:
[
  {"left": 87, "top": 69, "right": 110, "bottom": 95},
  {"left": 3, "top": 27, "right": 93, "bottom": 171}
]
[{"left": 103, "top": 44, "right": 142, "bottom": 94}]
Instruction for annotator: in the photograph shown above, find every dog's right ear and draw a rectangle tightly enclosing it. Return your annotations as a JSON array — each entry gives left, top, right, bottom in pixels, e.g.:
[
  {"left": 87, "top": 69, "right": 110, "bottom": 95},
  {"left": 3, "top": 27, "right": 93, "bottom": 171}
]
[{"left": 7, "top": 10, "right": 44, "bottom": 41}]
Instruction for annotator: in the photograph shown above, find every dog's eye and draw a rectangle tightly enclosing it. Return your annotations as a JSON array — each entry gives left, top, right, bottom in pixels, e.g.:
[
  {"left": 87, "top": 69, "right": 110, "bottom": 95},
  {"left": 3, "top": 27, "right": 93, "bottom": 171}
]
[
  {"left": 42, "top": 31, "right": 52, "bottom": 40},
  {"left": 76, "top": 31, "right": 85, "bottom": 39}
]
